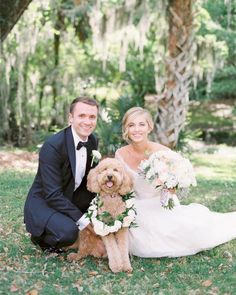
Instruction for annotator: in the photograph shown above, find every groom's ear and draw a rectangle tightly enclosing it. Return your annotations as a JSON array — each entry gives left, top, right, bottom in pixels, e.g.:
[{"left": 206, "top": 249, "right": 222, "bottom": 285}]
[
  {"left": 87, "top": 167, "right": 100, "bottom": 193},
  {"left": 68, "top": 112, "right": 72, "bottom": 125}
]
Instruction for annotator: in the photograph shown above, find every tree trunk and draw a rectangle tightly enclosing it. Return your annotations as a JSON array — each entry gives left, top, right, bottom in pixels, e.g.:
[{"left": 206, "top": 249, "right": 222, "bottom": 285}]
[
  {"left": 0, "top": 49, "right": 10, "bottom": 144},
  {"left": 37, "top": 75, "right": 46, "bottom": 129},
  {"left": 0, "top": 0, "right": 33, "bottom": 41},
  {"left": 153, "top": 0, "right": 195, "bottom": 148},
  {"left": 22, "top": 57, "right": 32, "bottom": 146},
  {"left": 8, "top": 67, "right": 19, "bottom": 145},
  {"left": 51, "top": 10, "right": 64, "bottom": 127}
]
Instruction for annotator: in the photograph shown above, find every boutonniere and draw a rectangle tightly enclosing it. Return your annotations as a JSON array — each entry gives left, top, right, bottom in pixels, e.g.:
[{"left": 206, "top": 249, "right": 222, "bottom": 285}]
[{"left": 91, "top": 150, "right": 102, "bottom": 167}]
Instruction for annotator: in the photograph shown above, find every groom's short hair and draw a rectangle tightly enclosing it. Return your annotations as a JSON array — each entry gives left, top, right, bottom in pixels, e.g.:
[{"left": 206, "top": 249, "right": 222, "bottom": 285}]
[{"left": 70, "top": 96, "right": 99, "bottom": 114}]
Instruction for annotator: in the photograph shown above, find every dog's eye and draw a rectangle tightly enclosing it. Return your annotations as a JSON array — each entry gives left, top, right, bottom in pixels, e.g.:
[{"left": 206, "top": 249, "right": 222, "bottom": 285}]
[{"left": 113, "top": 168, "right": 118, "bottom": 172}]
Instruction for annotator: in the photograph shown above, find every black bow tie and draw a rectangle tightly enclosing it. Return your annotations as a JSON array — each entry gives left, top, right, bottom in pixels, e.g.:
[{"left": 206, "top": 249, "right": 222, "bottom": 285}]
[{"left": 77, "top": 141, "right": 90, "bottom": 150}]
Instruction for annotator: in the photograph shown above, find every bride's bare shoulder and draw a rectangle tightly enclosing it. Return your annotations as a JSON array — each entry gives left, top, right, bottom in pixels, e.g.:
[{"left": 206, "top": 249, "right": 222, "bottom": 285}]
[
  {"left": 150, "top": 142, "right": 170, "bottom": 152},
  {"left": 115, "top": 146, "right": 130, "bottom": 158}
]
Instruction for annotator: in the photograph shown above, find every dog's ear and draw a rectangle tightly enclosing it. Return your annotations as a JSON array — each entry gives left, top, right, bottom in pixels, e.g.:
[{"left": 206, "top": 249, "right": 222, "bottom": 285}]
[
  {"left": 118, "top": 168, "right": 133, "bottom": 195},
  {"left": 87, "top": 167, "right": 100, "bottom": 193}
]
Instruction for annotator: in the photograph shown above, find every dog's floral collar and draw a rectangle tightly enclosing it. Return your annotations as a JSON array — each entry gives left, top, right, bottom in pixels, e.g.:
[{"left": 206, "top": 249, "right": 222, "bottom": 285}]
[
  {"left": 91, "top": 150, "right": 102, "bottom": 167},
  {"left": 86, "top": 192, "right": 137, "bottom": 236}
]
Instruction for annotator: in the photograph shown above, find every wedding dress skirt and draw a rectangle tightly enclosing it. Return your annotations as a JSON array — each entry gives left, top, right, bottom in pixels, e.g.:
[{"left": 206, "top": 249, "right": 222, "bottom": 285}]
[{"left": 125, "top": 165, "right": 236, "bottom": 258}]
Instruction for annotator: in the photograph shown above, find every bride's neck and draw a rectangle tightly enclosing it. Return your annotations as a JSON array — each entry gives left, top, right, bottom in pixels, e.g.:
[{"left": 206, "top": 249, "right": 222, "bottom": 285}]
[{"left": 130, "top": 141, "right": 151, "bottom": 156}]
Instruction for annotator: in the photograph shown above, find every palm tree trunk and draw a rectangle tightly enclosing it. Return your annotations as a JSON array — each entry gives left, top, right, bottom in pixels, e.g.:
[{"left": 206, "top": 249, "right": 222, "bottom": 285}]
[{"left": 153, "top": 0, "right": 195, "bottom": 148}]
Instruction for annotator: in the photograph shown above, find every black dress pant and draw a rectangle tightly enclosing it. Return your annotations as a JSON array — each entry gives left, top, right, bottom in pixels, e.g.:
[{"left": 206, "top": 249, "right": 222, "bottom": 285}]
[
  {"left": 35, "top": 212, "right": 78, "bottom": 248},
  {"left": 34, "top": 184, "right": 95, "bottom": 248}
]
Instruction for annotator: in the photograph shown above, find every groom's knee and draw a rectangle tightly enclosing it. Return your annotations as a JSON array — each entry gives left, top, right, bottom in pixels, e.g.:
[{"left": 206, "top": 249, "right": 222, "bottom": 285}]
[{"left": 57, "top": 224, "right": 78, "bottom": 247}]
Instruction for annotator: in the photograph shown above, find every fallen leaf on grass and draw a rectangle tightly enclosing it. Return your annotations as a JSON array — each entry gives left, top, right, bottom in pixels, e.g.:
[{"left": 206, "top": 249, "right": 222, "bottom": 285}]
[
  {"left": 178, "top": 257, "right": 186, "bottom": 264},
  {"left": 208, "top": 286, "right": 219, "bottom": 295},
  {"left": 72, "top": 280, "right": 83, "bottom": 293},
  {"left": 167, "top": 263, "right": 173, "bottom": 268},
  {"left": 223, "top": 251, "right": 233, "bottom": 262},
  {"left": 25, "top": 289, "right": 38, "bottom": 295},
  {"left": 88, "top": 271, "right": 99, "bottom": 276},
  {"left": 127, "top": 273, "right": 133, "bottom": 277},
  {"left": 201, "top": 280, "right": 213, "bottom": 287},
  {"left": 58, "top": 256, "right": 65, "bottom": 261},
  {"left": 22, "top": 255, "right": 30, "bottom": 261},
  {"left": 10, "top": 284, "right": 20, "bottom": 292},
  {"left": 45, "top": 252, "right": 58, "bottom": 259},
  {"left": 3, "top": 247, "right": 8, "bottom": 253},
  {"left": 6, "top": 229, "right": 13, "bottom": 235},
  {"left": 79, "top": 260, "right": 85, "bottom": 267}
]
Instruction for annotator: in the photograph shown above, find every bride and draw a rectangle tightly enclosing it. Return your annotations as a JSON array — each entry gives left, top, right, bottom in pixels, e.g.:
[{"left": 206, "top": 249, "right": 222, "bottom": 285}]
[{"left": 115, "top": 107, "right": 236, "bottom": 257}]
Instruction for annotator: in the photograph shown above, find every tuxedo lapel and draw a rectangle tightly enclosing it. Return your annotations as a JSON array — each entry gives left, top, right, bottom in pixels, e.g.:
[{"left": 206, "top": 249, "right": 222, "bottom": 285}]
[
  {"left": 66, "top": 128, "right": 98, "bottom": 179},
  {"left": 85, "top": 137, "right": 94, "bottom": 175},
  {"left": 65, "top": 126, "right": 76, "bottom": 179},
  {"left": 85, "top": 134, "right": 99, "bottom": 175}
]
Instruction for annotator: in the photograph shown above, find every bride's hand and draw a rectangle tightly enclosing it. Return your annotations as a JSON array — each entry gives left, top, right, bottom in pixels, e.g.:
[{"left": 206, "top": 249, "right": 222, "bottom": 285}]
[{"left": 168, "top": 188, "right": 176, "bottom": 194}]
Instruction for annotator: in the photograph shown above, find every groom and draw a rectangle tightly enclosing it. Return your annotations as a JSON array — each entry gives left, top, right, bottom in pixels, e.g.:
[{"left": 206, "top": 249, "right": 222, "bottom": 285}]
[{"left": 24, "top": 96, "right": 101, "bottom": 253}]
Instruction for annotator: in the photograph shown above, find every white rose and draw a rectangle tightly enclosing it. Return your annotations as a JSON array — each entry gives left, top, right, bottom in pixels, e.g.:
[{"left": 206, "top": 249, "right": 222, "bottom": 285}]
[
  {"left": 122, "top": 215, "right": 134, "bottom": 227},
  {"left": 139, "top": 159, "right": 150, "bottom": 170},
  {"left": 91, "top": 218, "right": 103, "bottom": 228},
  {"left": 92, "top": 219, "right": 110, "bottom": 236},
  {"left": 146, "top": 168, "right": 155, "bottom": 181},
  {"left": 179, "top": 176, "right": 197, "bottom": 188},
  {"left": 88, "top": 204, "right": 97, "bottom": 211},
  {"left": 125, "top": 198, "right": 135, "bottom": 208},
  {"left": 108, "top": 220, "right": 122, "bottom": 233},
  {"left": 127, "top": 209, "right": 136, "bottom": 219},
  {"left": 153, "top": 161, "right": 167, "bottom": 174},
  {"left": 95, "top": 226, "right": 110, "bottom": 236},
  {"left": 91, "top": 210, "right": 97, "bottom": 218},
  {"left": 92, "top": 150, "right": 102, "bottom": 160},
  {"left": 165, "top": 175, "right": 178, "bottom": 188},
  {"left": 158, "top": 172, "right": 169, "bottom": 183},
  {"left": 148, "top": 153, "right": 157, "bottom": 162}
]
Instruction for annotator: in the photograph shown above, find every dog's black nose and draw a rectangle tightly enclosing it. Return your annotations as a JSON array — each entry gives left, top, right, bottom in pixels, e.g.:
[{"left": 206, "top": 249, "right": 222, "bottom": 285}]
[{"left": 107, "top": 175, "right": 113, "bottom": 180}]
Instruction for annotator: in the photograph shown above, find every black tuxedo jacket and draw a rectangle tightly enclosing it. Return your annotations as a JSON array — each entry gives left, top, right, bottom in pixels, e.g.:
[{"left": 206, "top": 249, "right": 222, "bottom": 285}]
[{"left": 24, "top": 126, "right": 98, "bottom": 236}]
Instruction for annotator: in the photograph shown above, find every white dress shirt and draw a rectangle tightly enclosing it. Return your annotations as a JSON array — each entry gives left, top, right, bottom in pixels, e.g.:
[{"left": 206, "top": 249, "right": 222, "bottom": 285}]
[{"left": 71, "top": 127, "right": 90, "bottom": 230}]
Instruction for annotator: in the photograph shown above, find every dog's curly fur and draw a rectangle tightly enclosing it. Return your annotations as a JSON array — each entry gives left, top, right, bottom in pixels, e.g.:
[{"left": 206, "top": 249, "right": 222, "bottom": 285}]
[{"left": 67, "top": 158, "right": 133, "bottom": 273}]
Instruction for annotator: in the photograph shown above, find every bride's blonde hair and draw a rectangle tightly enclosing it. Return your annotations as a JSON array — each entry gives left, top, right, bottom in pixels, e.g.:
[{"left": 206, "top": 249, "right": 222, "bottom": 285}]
[{"left": 122, "top": 107, "right": 154, "bottom": 142}]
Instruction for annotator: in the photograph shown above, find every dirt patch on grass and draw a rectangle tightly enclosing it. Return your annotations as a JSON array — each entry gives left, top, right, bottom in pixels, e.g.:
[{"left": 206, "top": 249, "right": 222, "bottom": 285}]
[{"left": 0, "top": 150, "right": 38, "bottom": 172}]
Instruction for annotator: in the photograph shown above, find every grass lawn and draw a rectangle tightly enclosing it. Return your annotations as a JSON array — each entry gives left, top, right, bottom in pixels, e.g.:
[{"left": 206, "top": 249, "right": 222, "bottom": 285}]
[{"left": 0, "top": 144, "right": 236, "bottom": 295}]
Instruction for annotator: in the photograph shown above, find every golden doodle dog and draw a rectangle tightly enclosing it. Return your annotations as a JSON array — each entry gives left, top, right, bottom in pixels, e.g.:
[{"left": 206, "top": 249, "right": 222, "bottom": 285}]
[{"left": 67, "top": 158, "right": 134, "bottom": 273}]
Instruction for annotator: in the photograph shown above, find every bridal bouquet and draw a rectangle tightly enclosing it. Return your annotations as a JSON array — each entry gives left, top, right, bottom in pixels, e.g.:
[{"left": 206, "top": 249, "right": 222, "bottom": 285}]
[{"left": 138, "top": 150, "right": 197, "bottom": 209}]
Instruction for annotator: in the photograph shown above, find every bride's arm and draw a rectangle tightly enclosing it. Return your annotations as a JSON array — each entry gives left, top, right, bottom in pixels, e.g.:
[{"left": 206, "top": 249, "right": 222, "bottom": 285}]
[{"left": 115, "top": 149, "right": 124, "bottom": 162}]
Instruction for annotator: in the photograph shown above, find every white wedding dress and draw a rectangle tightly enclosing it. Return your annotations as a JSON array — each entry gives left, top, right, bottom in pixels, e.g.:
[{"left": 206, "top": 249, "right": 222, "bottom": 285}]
[{"left": 116, "top": 154, "right": 236, "bottom": 258}]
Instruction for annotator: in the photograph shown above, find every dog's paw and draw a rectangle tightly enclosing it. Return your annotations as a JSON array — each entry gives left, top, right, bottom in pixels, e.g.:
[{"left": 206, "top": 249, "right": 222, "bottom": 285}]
[
  {"left": 109, "top": 262, "right": 123, "bottom": 273},
  {"left": 67, "top": 252, "right": 81, "bottom": 262},
  {"left": 124, "top": 266, "right": 133, "bottom": 273}
]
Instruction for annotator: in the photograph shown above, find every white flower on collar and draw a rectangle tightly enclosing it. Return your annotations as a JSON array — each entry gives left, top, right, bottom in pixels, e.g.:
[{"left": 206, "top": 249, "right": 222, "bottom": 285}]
[
  {"left": 86, "top": 193, "right": 137, "bottom": 236},
  {"left": 91, "top": 150, "right": 102, "bottom": 167}
]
